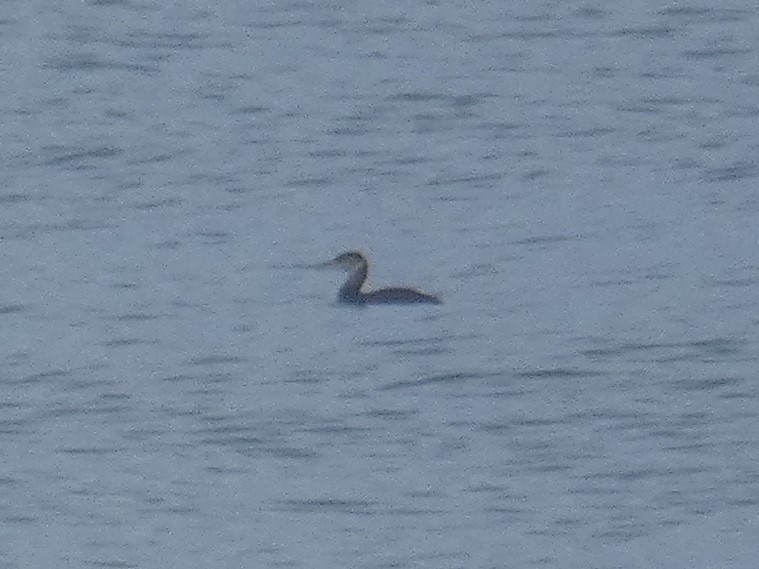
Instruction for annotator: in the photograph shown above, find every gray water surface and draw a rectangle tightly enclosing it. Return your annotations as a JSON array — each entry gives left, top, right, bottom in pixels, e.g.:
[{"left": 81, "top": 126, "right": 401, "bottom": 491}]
[{"left": 2, "top": 1, "right": 759, "bottom": 568}]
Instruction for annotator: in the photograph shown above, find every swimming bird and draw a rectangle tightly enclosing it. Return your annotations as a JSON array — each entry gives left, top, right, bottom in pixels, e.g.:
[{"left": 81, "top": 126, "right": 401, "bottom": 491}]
[{"left": 318, "top": 251, "right": 442, "bottom": 305}]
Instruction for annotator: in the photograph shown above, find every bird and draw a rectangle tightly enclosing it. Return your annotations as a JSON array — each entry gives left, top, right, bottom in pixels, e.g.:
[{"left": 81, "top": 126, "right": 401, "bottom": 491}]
[{"left": 318, "top": 251, "right": 442, "bottom": 305}]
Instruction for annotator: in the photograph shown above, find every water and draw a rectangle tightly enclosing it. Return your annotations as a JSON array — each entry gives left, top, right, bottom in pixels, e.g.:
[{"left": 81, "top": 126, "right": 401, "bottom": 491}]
[{"left": 2, "top": 1, "right": 759, "bottom": 567}]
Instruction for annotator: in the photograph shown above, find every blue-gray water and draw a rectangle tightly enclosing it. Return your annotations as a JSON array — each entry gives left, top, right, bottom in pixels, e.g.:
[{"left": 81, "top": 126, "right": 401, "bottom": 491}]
[{"left": 2, "top": 1, "right": 759, "bottom": 567}]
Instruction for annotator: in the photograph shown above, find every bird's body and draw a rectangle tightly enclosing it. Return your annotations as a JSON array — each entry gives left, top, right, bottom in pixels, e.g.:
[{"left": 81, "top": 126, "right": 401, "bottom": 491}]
[{"left": 322, "top": 251, "right": 441, "bottom": 305}]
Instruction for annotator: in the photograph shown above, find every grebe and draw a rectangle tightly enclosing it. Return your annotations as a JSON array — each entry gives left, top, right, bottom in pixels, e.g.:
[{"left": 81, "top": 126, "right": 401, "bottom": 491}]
[{"left": 319, "top": 251, "right": 442, "bottom": 305}]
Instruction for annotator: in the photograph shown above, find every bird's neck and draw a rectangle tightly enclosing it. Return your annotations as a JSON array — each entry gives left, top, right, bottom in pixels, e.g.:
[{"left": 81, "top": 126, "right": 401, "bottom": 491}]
[{"left": 339, "top": 262, "right": 368, "bottom": 301}]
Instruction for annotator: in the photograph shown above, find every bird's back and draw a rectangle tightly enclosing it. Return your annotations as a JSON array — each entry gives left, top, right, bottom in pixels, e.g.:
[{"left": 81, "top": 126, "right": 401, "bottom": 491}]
[{"left": 364, "top": 287, "right": 442, "bottom": 305}]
